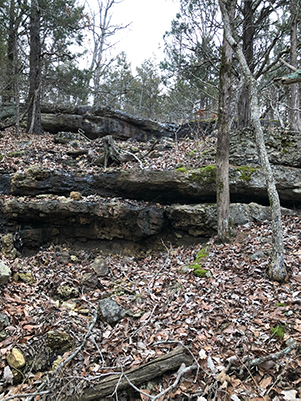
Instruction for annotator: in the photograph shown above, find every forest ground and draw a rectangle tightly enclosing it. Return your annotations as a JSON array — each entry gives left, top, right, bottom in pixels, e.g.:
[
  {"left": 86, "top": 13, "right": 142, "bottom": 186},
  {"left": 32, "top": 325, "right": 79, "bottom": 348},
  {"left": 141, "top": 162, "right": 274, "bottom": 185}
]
[{"left": 0, "top": 128, "right": 300, "bottom": 401}]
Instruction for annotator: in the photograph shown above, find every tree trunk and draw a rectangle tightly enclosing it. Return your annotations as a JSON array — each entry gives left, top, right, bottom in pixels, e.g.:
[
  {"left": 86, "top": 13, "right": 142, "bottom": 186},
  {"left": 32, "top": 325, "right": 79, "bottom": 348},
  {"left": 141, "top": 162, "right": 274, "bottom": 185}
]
[
  {"left": 27, "top": 0, "right": 43, "bottom": 135},
  {"left": 237, "top": 0, "right": 254, "bottom": 128},
  {"left": 216, "top": 1, "right": 234, "bottom": 242},
  {"left": 3, "top": 0, "right": 16, "bottom": 103},
  {"left": 289, "top": 0, "right": 301, "bottom": 131},
  {"left": 219, "top": 0, "right": 287, "bottom": 282}
]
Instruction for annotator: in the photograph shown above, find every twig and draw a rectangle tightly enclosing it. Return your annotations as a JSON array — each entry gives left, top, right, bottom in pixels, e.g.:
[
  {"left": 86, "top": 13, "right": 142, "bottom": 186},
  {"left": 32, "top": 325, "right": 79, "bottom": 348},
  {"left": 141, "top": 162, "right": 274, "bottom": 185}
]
[
  {"left": 122, "top": 363, "right": 196, "bottom": 400},
  {"left": 25, "top": 309, "right": 98, "bottom": 401},
  {"left": 78, "top": 128, "right": 92, "bottom": 142},
  {"left": 123, "top": 150, "right": 144, "bottom": 169},
  {"left": 130, "top": 304, "right": 157, "bottom": 340},
  {"left": 249, "top": 340, "right": 297, "bottom": 367},
  {"left": 141, "top": 139, "right": 160, "bottom": 158},
  {"left": 279, "top": 58, "right": 298, "bottom": 72},
  {"left": 0, "top": 391, "right": 50, "bottom": 400}
]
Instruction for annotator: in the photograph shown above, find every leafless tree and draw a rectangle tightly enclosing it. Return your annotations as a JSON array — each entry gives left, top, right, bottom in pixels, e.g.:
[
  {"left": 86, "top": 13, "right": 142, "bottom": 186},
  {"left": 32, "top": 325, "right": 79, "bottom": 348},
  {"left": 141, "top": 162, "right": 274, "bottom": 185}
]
[
  {"left": 86, "top": 0, "right": 130, "bottom": 105},
  {"left": 219, "top": 0, "right": 287, "bottom": 282}
]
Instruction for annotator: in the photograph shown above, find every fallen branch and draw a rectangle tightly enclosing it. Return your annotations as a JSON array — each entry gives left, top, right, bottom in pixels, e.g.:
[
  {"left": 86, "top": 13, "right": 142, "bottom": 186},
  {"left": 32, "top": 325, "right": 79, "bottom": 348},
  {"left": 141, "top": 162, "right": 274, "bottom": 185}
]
[
  {"left": 123, "top": 363, "right": 196, "bottom": 401},
  {"left": 60, "top": 346, "right": 194, "bottom": 401},
  {"left": 249, "top": 339, "right": 297, "bottom": 367}
]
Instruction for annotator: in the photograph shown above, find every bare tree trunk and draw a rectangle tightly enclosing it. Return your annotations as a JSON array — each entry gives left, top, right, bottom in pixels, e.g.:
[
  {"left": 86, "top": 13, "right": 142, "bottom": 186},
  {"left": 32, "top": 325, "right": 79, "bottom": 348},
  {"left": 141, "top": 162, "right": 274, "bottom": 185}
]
[
  {"left": 219, "top": 0, "right": 287, "bottom": 282},
  {"left": 88, "top": 0, "right": 129, "bottom": 105},
  {"left": 216, "top": 1, "right": 234, "bottom": 242},
  {"left": 237, "top": 0, "right": 254, "bottom": 128},
  {"left": 3, "top": 0, "right": 16, "bottom": 103},
  {"left": 289, "top": 0, "right": 301, "bottom": 131},
  {"left": 27, "top": 0, "right": 43, "bottom": 135}
]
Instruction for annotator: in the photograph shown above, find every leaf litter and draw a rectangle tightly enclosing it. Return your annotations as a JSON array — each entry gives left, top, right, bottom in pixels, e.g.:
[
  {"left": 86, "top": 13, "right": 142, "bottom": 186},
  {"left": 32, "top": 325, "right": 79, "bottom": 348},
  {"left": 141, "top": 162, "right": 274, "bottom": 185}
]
[{"left": 0, "top": 128, "right": 300, "bottom": 400}]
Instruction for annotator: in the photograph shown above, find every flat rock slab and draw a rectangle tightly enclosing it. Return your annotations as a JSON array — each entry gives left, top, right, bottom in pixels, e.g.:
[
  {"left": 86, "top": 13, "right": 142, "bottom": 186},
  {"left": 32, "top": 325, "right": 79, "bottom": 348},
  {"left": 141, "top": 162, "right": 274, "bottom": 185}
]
[
  {"left": 3, "top": 165, "right": 301, "bottom": 207},
  {"left": 1, "top": 196, "right": 296, "bottom": 247}
]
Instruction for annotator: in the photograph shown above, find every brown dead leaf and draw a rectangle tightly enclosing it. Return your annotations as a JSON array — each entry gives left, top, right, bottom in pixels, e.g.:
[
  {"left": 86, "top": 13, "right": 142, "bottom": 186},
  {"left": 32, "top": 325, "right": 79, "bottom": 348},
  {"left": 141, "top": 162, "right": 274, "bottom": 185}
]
[{"left": 259, "top": 376, "right": 272, "bottom": 389}]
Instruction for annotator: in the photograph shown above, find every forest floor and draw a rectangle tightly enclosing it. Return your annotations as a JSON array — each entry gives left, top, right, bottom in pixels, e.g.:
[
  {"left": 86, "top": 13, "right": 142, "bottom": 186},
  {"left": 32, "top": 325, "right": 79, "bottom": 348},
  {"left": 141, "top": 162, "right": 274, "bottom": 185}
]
[{"left": 0, "top": 128, "right": 300, "bottom": 401}]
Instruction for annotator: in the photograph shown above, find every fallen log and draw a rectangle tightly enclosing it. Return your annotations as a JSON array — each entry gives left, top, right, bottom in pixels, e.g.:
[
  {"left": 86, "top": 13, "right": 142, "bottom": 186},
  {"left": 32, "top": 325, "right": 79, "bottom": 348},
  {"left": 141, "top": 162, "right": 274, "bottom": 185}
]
[{"left": 61, "top": 346, "right": 194, "bottom": 400}]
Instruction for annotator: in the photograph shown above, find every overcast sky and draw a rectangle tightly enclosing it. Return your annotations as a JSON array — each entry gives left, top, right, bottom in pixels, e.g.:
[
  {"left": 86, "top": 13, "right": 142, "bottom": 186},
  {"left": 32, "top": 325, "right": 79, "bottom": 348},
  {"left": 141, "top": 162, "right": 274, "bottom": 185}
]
[{"left": 108, "top": 0, "right": 180, "bottom": 70}]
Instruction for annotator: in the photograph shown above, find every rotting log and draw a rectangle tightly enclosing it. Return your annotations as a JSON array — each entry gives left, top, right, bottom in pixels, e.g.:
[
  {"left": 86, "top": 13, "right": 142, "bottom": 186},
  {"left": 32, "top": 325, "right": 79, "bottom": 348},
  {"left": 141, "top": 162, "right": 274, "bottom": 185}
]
[{"left": 61, "top": 346, "right": 194, "bottom": 400}]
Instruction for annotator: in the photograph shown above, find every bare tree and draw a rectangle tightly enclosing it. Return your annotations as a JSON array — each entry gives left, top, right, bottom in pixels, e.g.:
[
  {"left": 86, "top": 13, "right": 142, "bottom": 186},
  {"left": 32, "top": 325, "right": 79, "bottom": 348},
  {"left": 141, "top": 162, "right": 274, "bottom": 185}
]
[
  {"left": 289, "top": 0, "right": 301, "bottom": 131},
  {"left": 27, "top": 0, "right": 43, "bottom": 135},
  {"left": 87, "top": 0, "right": 130, "bottom": 105},
  {"left": 219, "top": 0, "right": 287, "bottom": 282},
  {"left": 216, "top": 0, "right": 235, "bottom": 242}
]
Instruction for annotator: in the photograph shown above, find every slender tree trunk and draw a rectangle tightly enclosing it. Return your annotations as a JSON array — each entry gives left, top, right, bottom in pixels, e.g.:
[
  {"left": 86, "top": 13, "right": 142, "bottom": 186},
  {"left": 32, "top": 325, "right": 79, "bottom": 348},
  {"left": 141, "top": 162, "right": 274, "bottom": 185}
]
[
  {"left": 27, "top": 0, "right": 43, "bottom": 135},
  {"left": 219, "top": 0, "right": 287, "bottom": 282},
  {"left": 289, "top": 0, "right": 301, "bottom": 131},
  {"left": 237, "top": 0, "right": 254, "bottom": 128},
  {"left": 216, "top": 1, "right": 234, "bottom": 242},
  {"left": 3, "top": 0, "right": 16, "bottom": 103}
]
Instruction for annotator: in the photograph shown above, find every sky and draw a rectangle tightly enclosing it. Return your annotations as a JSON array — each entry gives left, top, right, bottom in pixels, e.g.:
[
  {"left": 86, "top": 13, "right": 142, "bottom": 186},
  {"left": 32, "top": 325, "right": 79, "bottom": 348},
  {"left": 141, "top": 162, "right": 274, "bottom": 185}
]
[{"left": 90, "top": 0, "right": 180, "bottom": 71}]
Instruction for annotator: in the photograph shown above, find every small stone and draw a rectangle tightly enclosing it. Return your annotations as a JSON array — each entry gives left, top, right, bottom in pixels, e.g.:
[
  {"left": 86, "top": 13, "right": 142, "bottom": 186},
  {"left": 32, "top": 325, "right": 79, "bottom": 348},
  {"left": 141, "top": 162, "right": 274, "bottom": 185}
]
[
  {"left": 70, "top": 191, "right": 82, "bottom": 200},
  {"left": 46, "top": 331, "right": 73, "bottom": 351},
  {"left": 0, "top": 262, "right": 12, "bottom": 285},
  {"left": 91, "top": 257, "right": 110, "bottom": 277},
  {"left": 56, "top": 284, "right": 79, "bottom": 300},
  {"left": 250, "top": 251, "right": 265, "bottom": 260},
  {"left": 58, "top": 250, "right": 70, "bottom": 265},
  {"left": 7, "top": 348, "right": 26, "bottom": 369},
  {"left": 61, "top": 300, "right": 77, "bottom": 310},
  {"left": 1, "top": 234, "right": 17, "bottom": 258},
  {"left": 98, "top": 298, "right": 125, "bottom": 325},
  {"left": 0, "top": 313, "right": 10, "bottom": 331},
  {"left": 70, "top": 255, "right": 78, "bottom": 262},
  {"left": 18, "top": 272, "right": 35, "bottom": 284},
  {"left": 81, "top": 272, "right": 99, "bottom": 289}
]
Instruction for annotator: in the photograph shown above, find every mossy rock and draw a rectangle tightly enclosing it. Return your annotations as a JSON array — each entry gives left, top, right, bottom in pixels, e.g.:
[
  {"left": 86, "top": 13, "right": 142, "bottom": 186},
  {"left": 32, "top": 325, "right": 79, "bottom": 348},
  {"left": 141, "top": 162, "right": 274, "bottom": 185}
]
[
  {"left": 235, "top": 166, "right": 258, "bottom": 182},
  {"left": 189, "top": 165, "right": 216, "bottom": 184},
  {"left": 46, "top": 330, "right": 73, "bottom": 351},
  {"left": 18, "top": 272, "right": 36, "bottom": 285}
]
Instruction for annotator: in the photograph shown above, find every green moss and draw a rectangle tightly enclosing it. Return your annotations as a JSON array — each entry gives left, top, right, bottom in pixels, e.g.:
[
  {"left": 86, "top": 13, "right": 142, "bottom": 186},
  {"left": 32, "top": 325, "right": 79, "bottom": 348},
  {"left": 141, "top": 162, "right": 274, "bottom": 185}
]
[
  {"left": 0, "top": 155, "right": 3, "bottom": 161},
  {"left": 201, "top": 147, "right": 216, "bottom": 156},
  {"left": 188, "top": 150, "right": 197, "bottom": 156},
  {"left": 196, "top": 246, "right": 209, "bottom": 260},
  {"left": 276, "top": 302, "right": 287, "bottom": 307},
  {"left": 270, "top": 325, "right": 285, "bottom": 339},
  {"left": 236, "top": 166, "right": 258, "bottom": 182},
  {"left": 193, "top": 268, "right": 210, "bottom": 277},
  {"left": 189, "top": 165, "right": 216, "bottom": 184},
  {"left": 176, "top": 166, "right": 188, "bottom": 172}
]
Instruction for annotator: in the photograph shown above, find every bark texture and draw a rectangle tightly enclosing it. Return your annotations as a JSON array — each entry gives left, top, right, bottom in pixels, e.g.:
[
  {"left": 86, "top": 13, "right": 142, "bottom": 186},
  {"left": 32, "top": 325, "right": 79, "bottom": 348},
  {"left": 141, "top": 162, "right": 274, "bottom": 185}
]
[
  {"left": 289, "top": 0, "right": 301, "bottom": 131},
  {"left": 60, "top": 346, "right": 193, "bottom": 400},
  {"left": 237, "top": 0, "right": 254, "bottom": 128},
  {"left": 216, "top": 0, "right": 234, "bottom": 242},
  {"left": 27, "top": 0, "right": 43, "bottom": 135},
  {"left": 219, "top": 0, "right": 287, "bottom": 282}
]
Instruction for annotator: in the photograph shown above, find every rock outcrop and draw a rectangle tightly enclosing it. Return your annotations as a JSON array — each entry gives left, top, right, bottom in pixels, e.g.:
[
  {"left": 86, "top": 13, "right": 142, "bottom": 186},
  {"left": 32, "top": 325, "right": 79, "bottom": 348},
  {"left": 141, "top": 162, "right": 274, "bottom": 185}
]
[
  {"left": 1, "top": 195, "right": 296, "bottom": 249},
  {"left": 5, "top": 164, "right": 301, "bottom": 207}
]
